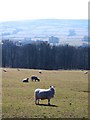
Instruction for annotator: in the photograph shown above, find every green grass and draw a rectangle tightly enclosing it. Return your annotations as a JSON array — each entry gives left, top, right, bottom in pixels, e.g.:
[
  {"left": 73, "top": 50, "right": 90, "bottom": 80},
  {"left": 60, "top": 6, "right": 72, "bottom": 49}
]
[{"left": 2, "top": 68, "right": 88, "bottom": 118}]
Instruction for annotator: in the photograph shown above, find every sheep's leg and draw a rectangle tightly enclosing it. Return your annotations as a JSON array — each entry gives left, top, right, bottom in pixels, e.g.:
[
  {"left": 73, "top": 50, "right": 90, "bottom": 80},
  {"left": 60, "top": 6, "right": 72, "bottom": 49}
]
[
  {"left": 35, "top": 100, "right": 37, "bottom": 104},
  {"left": 35, "top": 98, "right": 37, "bottom": 104},
  {"left": 48, "top": 99, "right": 50, "bottom": 105},
  {"left": 37, "top": 99, "right": 39, "bottom": 104},
  {"left": 34, "top": 94, "right": 37, "bottom": 104},
  {"left": 35, "top": 98, "right": 39, "bottom": 105}
]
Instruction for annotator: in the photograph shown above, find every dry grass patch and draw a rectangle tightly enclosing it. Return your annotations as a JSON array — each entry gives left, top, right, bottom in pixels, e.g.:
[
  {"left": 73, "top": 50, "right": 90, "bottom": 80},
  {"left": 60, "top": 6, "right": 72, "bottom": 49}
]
[{"left": 2, "top": 68, "right": 88, "bottom": 118}]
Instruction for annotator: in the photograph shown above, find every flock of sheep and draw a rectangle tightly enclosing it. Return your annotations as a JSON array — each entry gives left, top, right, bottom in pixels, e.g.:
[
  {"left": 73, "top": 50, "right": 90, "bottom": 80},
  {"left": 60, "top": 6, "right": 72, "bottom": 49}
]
[
  {"left": 3, "top": 69, "right": 55, "bottom": 105},
  {"left": 22, "top": 75, "right": 40, "bottom": 82},
  {"left": 21, "top": 72, "right": 55, "bottom": 106},
  {"left": 3, "top": 68, "right": 88, "bottom": 106}
]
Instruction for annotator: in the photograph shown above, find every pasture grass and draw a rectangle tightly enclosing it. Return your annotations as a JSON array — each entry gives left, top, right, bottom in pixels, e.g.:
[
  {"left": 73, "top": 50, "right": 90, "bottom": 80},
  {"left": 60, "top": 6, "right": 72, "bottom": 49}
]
[{"left": 1, "top": 68, "right": 88, "bottom": 118}]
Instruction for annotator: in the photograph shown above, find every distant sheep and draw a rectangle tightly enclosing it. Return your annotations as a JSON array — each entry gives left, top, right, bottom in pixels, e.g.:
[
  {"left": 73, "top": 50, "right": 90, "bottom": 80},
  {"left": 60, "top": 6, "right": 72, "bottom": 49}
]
[
  {"left": 31, "top": 75, "right": 40, "bottom": 82},
  {"left": 3, "top": 69, "right": 7, "bottom": 72},
  {"left": 34, "top": 86, "right": 55, "bottom": 105},
  {"left": 17, "top": 68, "right": 20, "bottom": 71},
  {"left": 39, "top": 70, "right": 42, "bottom": 74},
  {"left": 22, "top": 78, "right": 29, "bottom": 82},
  {"left": 84, "top": 71, "right": 88, "bottom": 74}
]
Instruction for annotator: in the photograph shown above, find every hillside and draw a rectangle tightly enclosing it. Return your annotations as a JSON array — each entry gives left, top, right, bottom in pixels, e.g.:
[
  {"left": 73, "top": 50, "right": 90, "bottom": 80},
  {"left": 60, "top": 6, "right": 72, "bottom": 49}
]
[{"left": 0, "top": 19, "right": 88, "bottom": 46}]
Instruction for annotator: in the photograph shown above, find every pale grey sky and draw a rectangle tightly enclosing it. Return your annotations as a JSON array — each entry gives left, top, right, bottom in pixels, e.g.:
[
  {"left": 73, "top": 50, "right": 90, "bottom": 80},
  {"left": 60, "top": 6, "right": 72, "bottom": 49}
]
[{"left": 0, "top": 0, "right": 89, "bottom": 22}]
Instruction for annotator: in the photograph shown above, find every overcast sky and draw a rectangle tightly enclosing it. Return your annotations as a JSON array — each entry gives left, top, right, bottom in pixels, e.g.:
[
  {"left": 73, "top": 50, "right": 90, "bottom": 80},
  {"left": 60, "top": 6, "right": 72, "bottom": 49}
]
[{"left": 0, "top": 0, "right": 89, "bottom": 22}]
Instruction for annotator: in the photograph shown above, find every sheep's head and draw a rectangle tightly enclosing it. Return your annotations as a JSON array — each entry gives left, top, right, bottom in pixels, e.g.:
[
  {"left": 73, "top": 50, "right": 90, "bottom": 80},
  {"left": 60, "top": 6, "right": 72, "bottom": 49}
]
[
  {"left": 50, "top": 86, "right": 55, "bottom": 89},
  {"left": 50, "top": 86, "right": 55, "bottom": 96}
]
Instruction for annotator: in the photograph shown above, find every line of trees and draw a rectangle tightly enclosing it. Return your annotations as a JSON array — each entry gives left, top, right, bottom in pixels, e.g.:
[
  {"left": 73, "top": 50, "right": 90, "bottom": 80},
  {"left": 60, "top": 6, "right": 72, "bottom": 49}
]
[{"left": 2, "top": 40, "right": 89, "bottom": 70}]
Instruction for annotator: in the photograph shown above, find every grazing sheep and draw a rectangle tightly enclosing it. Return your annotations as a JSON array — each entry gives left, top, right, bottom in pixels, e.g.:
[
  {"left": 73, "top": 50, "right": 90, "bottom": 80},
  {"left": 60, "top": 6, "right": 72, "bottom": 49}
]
[
  {"left": 3, "top": 69, "right": 7, "bottom": 72},
  {"left": 31, "top": 75, "right": 40, "bottom": 82},
  {"left": 39, "top": 70, "right": 42, "bottom": 74},
  {"left": 22, "top": 78, "right": 29, "bottom": 82},
  {"left": 84, "top": 71, "right": 88, "bottom": 74},
  {"left": 17, "top": 68, "right": 20, "bottom": 71},
  {"left": 34, "top": 86, "right": 55, "bottom": 105}
]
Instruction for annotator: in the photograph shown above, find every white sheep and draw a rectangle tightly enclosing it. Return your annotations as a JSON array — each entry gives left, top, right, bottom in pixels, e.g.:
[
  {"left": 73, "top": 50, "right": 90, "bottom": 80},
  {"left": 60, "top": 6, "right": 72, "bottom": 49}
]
[{"left": 34, "top": 86, "right": 55, "bottom": 105}]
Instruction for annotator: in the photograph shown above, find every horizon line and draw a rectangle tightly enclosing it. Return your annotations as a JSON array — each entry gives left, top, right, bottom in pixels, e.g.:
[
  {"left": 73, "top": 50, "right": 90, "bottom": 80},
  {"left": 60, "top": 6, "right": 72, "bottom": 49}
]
[{"left": 0, "top": 18, "right": 88, "bottom": 23}]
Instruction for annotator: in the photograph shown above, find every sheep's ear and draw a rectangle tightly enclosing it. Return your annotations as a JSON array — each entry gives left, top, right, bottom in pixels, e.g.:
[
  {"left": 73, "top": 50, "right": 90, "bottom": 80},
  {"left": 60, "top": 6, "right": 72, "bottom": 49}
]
[{"left": 50, "top": 86, "right": 51, "bottom": 88}]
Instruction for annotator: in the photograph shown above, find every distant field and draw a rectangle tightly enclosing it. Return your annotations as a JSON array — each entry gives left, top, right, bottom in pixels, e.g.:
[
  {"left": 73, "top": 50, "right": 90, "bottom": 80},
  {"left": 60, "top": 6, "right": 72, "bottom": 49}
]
[{"left": 2, "top": 68, "right": 88, "bottom": 118}]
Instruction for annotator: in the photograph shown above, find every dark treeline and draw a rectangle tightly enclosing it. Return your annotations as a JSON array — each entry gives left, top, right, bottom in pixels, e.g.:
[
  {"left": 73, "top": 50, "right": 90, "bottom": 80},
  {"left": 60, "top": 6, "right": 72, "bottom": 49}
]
[{"left": 2, "top": 40, "right": 89, "bottom": 70}]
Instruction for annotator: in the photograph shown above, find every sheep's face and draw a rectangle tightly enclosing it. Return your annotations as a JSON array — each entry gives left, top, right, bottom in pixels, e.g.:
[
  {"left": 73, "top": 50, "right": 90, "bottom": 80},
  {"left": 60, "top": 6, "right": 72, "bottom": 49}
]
[
  {"left": 50, "top": 86, "right": 55, "bottom": 95},
  {"left": 50, "top": 86, "right": 55, "bottom": 89}
]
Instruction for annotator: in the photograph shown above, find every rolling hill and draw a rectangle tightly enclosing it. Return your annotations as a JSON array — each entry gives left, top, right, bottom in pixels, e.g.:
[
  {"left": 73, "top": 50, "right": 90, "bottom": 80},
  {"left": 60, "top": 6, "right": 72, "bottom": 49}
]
[{"left": 0, "top": 19, "right": 88, "bottom": 46}]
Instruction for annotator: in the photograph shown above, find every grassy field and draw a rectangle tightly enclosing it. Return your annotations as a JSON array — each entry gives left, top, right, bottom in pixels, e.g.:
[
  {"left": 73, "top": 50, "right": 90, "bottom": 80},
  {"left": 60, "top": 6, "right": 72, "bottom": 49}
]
[{"left": 1, "top": 68, "right": 88, "bottom": 118}]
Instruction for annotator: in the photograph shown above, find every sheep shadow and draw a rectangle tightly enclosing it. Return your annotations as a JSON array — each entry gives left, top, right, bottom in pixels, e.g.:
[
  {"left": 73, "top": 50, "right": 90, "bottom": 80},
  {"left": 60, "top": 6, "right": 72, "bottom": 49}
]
[{"left": 36, "top": 103, "right": 58, "bottom": 107}]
